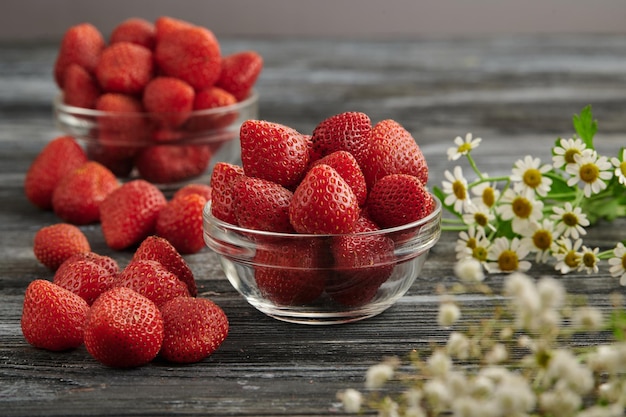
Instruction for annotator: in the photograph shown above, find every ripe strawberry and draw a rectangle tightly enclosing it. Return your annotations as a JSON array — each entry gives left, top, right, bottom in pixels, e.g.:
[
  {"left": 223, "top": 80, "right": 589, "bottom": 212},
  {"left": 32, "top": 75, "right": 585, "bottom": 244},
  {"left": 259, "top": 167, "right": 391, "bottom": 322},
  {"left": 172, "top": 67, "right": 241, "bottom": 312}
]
[
  {"left": 289, "top": 164, "right": 360, "bottom": 234},
  {"left": 254, "top": 240, "right": 326, "bottom": 306},
  {"left": 54, "top": 23, "right": 105, "bottom": 88},
  {"left": 187, "top": 86, "right": 238, "bottom": 131},
  {"left": 110, "top": 18, "right": 156, "bottom": 50},
  {"left": 95, "top": 41, "right": 154, "bottom": 94},
  {"left": 156, "top": 193, "right": 207, "bottom": 254},
  {"left": 143, "top": 76, "right": 195, "bottom": 128},
  {"left": 155, "top": 26, "right": 221, "bottom": 90},
  {"left": 232, "top": 176, "right": 295, "bottom": 233},
  {"left": 209, "top": 162, "right": 245, "bottom": 224},
  {"left": 52, "top": 161, "right": 120, "bottom": 225},
  {"left": 62, "top": 63, "right": 101, "bottom": 108},
  {"left": 361, "top": 119, "right": 429, "bottom": 188},
  {"left": 134, "top": 144, "right": 212, "bottom": 184},
  {"left": 160, "top": 296, "right": 229, "bottom": 363},
  {"left": 85, "top": 142, "right": 135, "bottom": 178},
  {"left": 310, "top": 111, "right": 372, "bottom": 163},
  {"left": 95, "top": 93, "right": 147, "bottom": 135},
  {"left": 24, "top": 136, "right": 88, "bottom": 210},
  {"left": 367, "top": 174, "right": 435, "bottom": 229},
  {"left": 53, "top": 258, "right": 116, "bottom": 305},
  {"left": 100, "top": 179, "right": 167, "bottom": 250},
  {"left": 240, "top": 120, "right": 310, "bottom": 188},
  {"left": 21, "top": 279, "right": 89, "bottom": 351},
  {"left": 311, "top": 150, "right": 367, "bottom": 206},
  {"left": 133, "top": 235, "right": 197, "bottom": 297},
  {"left": 61, "top": 251, "right": 120, "bottom": 277},
  {"left": 84, "top": 286, "right": 164, "bottom": 368},
  {"left": 216, "top": 50, "right": 263, "bottom": 101},
  {"left": 33, "top": 223, "right": 91, "bottom": 270},
  {"left": 173, "top": 183, "right": 212, "bottom": 201},
  {"left": 115, "top": 259, "right": 190, "bottom": 307},
  {"left": 154, "top": 16, "right": 196, "bottom": 44}
]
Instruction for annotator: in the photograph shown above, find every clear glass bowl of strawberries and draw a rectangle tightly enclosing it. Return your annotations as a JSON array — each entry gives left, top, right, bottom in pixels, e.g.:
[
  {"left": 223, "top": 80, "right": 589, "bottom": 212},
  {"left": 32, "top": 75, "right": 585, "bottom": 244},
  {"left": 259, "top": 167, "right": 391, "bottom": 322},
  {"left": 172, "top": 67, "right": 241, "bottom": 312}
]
[
  {"left": 52, "top": 17, "right": 262, "bottom": 186},
  {"left": 203, "top": 112, "right": 442, "bottom": 324}
]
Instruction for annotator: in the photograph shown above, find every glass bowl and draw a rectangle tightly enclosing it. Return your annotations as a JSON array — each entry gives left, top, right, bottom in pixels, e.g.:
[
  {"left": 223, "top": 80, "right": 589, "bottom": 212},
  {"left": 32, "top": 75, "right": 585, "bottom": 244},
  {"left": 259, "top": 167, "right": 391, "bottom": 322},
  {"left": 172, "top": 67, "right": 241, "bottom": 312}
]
[
  {"left": 203, "top": 196, "right": 442, "bottom": 325},
  {"left": 53, "top": 91, "right": 258, "bottom": 187}
]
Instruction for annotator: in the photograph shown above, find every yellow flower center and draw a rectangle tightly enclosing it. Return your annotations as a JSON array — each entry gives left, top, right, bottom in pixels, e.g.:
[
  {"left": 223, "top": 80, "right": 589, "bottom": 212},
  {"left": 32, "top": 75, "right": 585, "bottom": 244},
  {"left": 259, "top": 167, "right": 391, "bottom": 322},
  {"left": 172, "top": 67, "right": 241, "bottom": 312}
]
[
  {"left": 466, "top": 237, "right": 477, "bottom": 250},
  {"left": 621, "top": 254, "right": 626, "bottom": 269},
  {"left": 473, "top": 246, "right": 488, "bottom": 262},
  {"left": 482, "top": 187, "right": 496, "bottom": 207},
  {"left": 457, "top": 143, "right": 472, "bottom": 154},
  {"left": 564, "top": 149, "right": 581, "bottom": 164},
  {"left": 582, "top": 252, "right": 597, "bottom": 268},
  {"left": 453, "top": 180, "right": 467, "bottom": 200},
  {"left": 562, "top": 212, "right": 579, "bottom": 227},
  {"left": 512, "top": 197, "right": 532, "bottom": 219},
  {"left": 620, "top": 161, "right": 626, "bottom": 176},
  {"left": 579, "top": 162, "right": 600, "bottom": 184},
  {"left": 474, "top": 213, "right": 489, "bottom": 227},
  {"left": 564, "top": 250, "right": 580, "bottom": 268},
  {"left": 498, "top": 249, "right": 519, "bottom": 272},
  {"left": 523, "top": 168, "right": 542, "bottom": 188},
  {"left": 532, "top": 230, "right": 552, "bottom": 251}
]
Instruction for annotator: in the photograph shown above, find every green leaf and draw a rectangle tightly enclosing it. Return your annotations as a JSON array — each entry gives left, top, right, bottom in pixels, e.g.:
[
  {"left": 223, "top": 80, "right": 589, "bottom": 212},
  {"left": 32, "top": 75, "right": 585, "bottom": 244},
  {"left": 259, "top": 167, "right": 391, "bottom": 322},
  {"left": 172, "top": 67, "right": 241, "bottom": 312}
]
[{"left": 572, "top": 105, "right": 597, "bottom": 149}]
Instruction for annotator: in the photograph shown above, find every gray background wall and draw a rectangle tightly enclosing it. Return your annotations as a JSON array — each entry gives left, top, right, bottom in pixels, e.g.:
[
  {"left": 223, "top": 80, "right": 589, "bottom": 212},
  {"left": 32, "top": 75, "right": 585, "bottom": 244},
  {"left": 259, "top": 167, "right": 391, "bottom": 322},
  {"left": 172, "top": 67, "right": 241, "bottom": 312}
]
[{"left": 2, "top": 0, "right": 626, "bottom": 42}]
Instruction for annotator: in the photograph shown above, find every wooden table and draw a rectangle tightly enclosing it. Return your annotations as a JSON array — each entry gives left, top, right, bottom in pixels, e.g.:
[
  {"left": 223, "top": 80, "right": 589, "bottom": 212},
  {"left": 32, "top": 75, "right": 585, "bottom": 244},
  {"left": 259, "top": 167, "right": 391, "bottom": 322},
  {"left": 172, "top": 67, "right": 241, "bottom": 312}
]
[{"left": 1, "top": 35, "right": 625, "bottom": 416}]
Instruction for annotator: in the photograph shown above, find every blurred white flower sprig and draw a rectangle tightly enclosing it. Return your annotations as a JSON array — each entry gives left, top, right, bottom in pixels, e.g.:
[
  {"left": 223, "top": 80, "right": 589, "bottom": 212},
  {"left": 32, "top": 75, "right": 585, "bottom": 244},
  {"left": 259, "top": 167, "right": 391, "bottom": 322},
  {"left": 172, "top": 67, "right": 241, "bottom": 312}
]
[{"left": 433, "top": 106, "right": 626, "bottom": 283}]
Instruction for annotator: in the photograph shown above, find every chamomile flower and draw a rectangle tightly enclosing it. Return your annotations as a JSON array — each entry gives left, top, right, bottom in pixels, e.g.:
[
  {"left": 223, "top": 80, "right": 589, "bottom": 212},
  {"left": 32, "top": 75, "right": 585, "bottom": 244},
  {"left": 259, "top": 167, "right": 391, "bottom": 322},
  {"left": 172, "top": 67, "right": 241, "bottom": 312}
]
[
  {"left": 442, "top": 166, "right": 472, "bottom": 213},
  {"left": 519, "top": 219, "right": 559, "bottom": 263},
  {"left": 608, "top": 242, "right": 626, "bottom": 285},
  {"left": 455, "top": 226, "right": 490, "bottom": 265},
  {"left": 552, "top": 238, "right": 583, "bottom": 274},
  {"left": 552, "top": 137, "right": 587, "bottom": 169},
  {"left": 566, "top": 149, "right": 613, "bottom": 198},
  {"left": 462, "top": 203, "right": 495, "bottom": 232},
  {"left": 487, "top": 237, "right": 531, "bottom": 273},
  {"left": 578, "top": 245, "right": 601, "bottom": 274},
  {"left": 611, "top": 148, "right": 626, "bottom": 186},
  {"left": 550, "top": 202, "right": 590, "bottom": 239},
  {"left": 510, "top": 155, "right": 553, "bottom": 198},
  {"left": 495, "top": 188, "right": 544, "bottom": 234},
  {"left": 470, "top": 179, "right": 500, "bottom": 208},
  {"left": 447, "top": 133, "right": 482, "bottom": 161}
]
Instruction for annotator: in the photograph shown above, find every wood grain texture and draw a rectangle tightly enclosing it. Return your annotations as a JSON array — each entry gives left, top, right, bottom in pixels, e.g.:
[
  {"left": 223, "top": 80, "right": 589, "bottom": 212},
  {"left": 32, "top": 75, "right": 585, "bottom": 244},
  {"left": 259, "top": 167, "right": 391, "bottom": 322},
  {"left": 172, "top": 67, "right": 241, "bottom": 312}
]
[{"left": 1, "top": 35, "right": 625, "bottom": 416}]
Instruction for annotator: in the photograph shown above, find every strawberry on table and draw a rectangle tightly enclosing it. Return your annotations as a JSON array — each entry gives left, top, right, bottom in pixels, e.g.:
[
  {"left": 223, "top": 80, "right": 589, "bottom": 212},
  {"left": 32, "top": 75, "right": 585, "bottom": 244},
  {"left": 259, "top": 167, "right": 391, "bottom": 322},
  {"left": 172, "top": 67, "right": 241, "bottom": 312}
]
[
  {"left": 232, "top": 176, "right": 295, "bottom": 233},
  {"left": 61, "top": 251, "right": 120, "bottom": 277},
  {"left": 209, "top": 162, "right": 245, "bottom": 225},
  {"left": 216, "top": 50, "right": 263, "bottom": 101},
  {"left": 33, "top": 223, "right": 91, "bottom": 271},
  {"left": 53, "top": 258, "right": 116, "bottom": 305},
  {"left": 173, "top": 183, "right": 212, "bottom": 201},
  {"left": 110, "top": 17, "right": 156, "bottom": 50},
  {"left": 156, "top": 193, "right": 208, "bottom": 255},
  {"left": 310, "top": 111, "right": 372, "bottom": 164},
  {"left": 143, "top": 76, "right": 195, "bottom": 128},
  {"left": 54, "top": 23, "right": 105, "bottom": 88},
  {"left": 134, "top": 144, "right": 212, "bottom": 184},
  {"left": 95, "top": 41, "right": 154, "bottom": 95}
]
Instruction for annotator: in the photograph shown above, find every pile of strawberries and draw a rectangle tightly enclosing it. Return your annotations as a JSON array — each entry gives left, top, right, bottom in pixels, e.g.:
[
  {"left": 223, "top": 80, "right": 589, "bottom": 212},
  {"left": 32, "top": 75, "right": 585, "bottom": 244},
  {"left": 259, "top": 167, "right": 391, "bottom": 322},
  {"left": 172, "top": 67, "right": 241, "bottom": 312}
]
[
  {"left": 209, "top": 111, "right": 435, "bottom": 307},
  {"left": 55, "top": 16, "right": 263, "bottom": 183}
]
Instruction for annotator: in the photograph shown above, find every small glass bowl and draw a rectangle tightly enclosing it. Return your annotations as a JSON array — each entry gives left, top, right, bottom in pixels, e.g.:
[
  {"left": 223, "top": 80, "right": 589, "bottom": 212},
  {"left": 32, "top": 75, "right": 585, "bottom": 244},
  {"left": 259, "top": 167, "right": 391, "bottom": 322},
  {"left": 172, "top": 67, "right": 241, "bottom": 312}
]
[
  {"left": 203, "top": 196, "right": 442, "bottom": 325},
  {"left": 53, "top": 91, "right": 258, "bottom": 187}
]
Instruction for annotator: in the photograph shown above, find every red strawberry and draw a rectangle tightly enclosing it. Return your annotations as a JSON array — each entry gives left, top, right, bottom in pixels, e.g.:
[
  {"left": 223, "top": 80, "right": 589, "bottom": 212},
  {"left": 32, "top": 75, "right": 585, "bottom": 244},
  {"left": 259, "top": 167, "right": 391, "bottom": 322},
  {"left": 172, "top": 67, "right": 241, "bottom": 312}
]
[
  {"left": 61, "top": 251, "right": 120, "bottom": 277},
  {"left": 367, "top": 174, "right": 435, "bottom": 229},
  {"left": 155, "top": 193, "right": 207, "bottom": 254},
  {"left": 99, "top": 179, "right": 167, "bottom": 250},
  {"left": 133, "top": 235, "right": 197, "bottom": 297},
  {"left": 154, "top": 16, "right": 196, "bottom": 43},
  {"left": 232, "top": 176, "right": 295, "bottom": 233},
  {"left": 84, "top": 286, "right": 164, "bottom": 368},
  {"left": 52, "top": 161, "right": 120, "bottom": 225},
  {"left": 115, "top": 259, "right": 190, "bottom": 307},
  {"left": 85, "top": 142, "right": 135, "bottom": 178},
  {"left": 62, "top": 64, "right": 101, "bottom": 108},
  {"left": 134, "top": 144, "right": 212, "bottom": 184},
  {"left": 54, "top": 23, "right": 105, "bottom": 88},
  {"left": 53, "top": 258, "right": 116, "bottom": 305},
  {"left": 173, "top": 183, "right": 212, "bottom": 201},
  {"left": 33, "top": 223, "right": 91, "bottom": 270},
  {"left": 311, "top": 150, "right": 367, "bottom": 206},
  {"left": 187, "top": 86, "right": 238, "bottom": 131},
  {"left": 110, "top": 18, "right": 156, "bottom": 50},
  {"left": 95, "top": 93, "right": 147, "bottom": 135},
  {"left": 95, "top": 41, "right": 154, "bottom": 94},
  {"left": 289, "top": 164, "right": 360, "bottom": 234},
  {"left": 209, "top": 162, "right": 245, "bottom": 224},
  {"left": 361, "top": 119, "right": 429, "bottom": 188},
  {"left": 21, "top": 279, "right": 89, "bottom": 351},
  {"left": 216, "top": 50, "right": 263, "bottom": 101},
  {"left": 240, "top": 120, "right": 310, "bottom": 188},
  {"left": 155, "top": 26, "right": 221, "bottom": 90},
  {"left": 143, "top": 76, "right": 195, "bottom": 128},
  {"left": 160, "top": 296, "right": 229, "bottom": 363},
  {"left": 310, "top": 111, "right": 372, "bottom": 163},
  {"left": 254, "top": 240, "right": 326, "bottom": 306},
  {"left": 24, "top": 136, "right": 88, "bottom": 210}
]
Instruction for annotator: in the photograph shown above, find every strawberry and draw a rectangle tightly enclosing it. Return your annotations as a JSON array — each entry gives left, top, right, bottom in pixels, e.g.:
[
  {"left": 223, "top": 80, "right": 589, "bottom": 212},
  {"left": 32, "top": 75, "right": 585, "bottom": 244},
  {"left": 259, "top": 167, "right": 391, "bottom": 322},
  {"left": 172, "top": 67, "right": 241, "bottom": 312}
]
[
  {"left": 21, "top": 279, "right": 89, "bottom": 351},
  {"left": 24, "top": 136, "right": 88, "bottom": 210},
  {"left": 361, "top": 119, "right": 429, "bottom": 188},
  {"left": 115, "top": 259, "right": 190, "bottom": 307},
  {"left": 133, "top": 235, "right": 197, "bottom": 297},
  {"left": 240, "top": 120, "right": 310, "bottom": 188},
  {"left": 95, "top": 93, "right": 147, "bottom": 135},
  {"left": 95, "top": 41, "right": 154, "bottom": 94},
  {"left": 54, "top": 23, "right": 105, "bottom": 88},
  {"left": 62, "top": 63, "right": 101, "bottom": 108},
  {"left": 61, "top": 251, "right": 120, "bottom": 277},
  {"left": 311, "top": 150, "right": 367, "bottom": 206},
  {"left": 155, "top": 193, "right": 207, "bottom": 254},
  {"left": 84, "top": 286, "right": 164, "bottom": 368},
  {"left": 310, "top": 111, "right": 372, "bottom": 164},
  {"left": 155, "top": 26, "right": 221, "bottom": 90},
  {"left": 33, "top": 223, "right": 91, "bottom": 270},
  {"left": 134, "top": 144, "right": 212, "bottom": 184},
  {"left": 99, "top": 179, "right": 167, "bottom": 250},
  {"left": 52, "top": 161, "right": 120, "bottom": 225},
  {"left": 254, "top": 240, "right": 326, "bottom": 306},
  {"left": 160, "top": 296, "right": 229, "bottom": 363},
  {"left": 154, "top": 16, "right": 196, "bottom": 44},
  {"left": 53, "top": 258, "right": 116, "bottom": 305},
  {"left": 367, "top": 174, "right": 435, "bottom": 229},
  {"left": 289, "top": 164, "right": 360, "bottom": 234},
  {"left": 216, "top": 50, "right": 263, "bottom": 101},
  {"left": 232, "top": 176, "right": 295, "bottom": 233},
  {"left": 110, "top": 17, "right": 156, "bottom": 50},
  {"left": 85, "top": 142, "right": 135, "bottom": 178},
  {"left": 209, "top": 162, "right": 245, "bottom": 224},
  {"left": 187, "top": 86, "right": 238, "bottom": 131},
  {"left": 143, "top": 76, "right": 195, "bottom": 128},
  {"left": 173, "top": 183, "right": 212, "bottom": 201}
]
